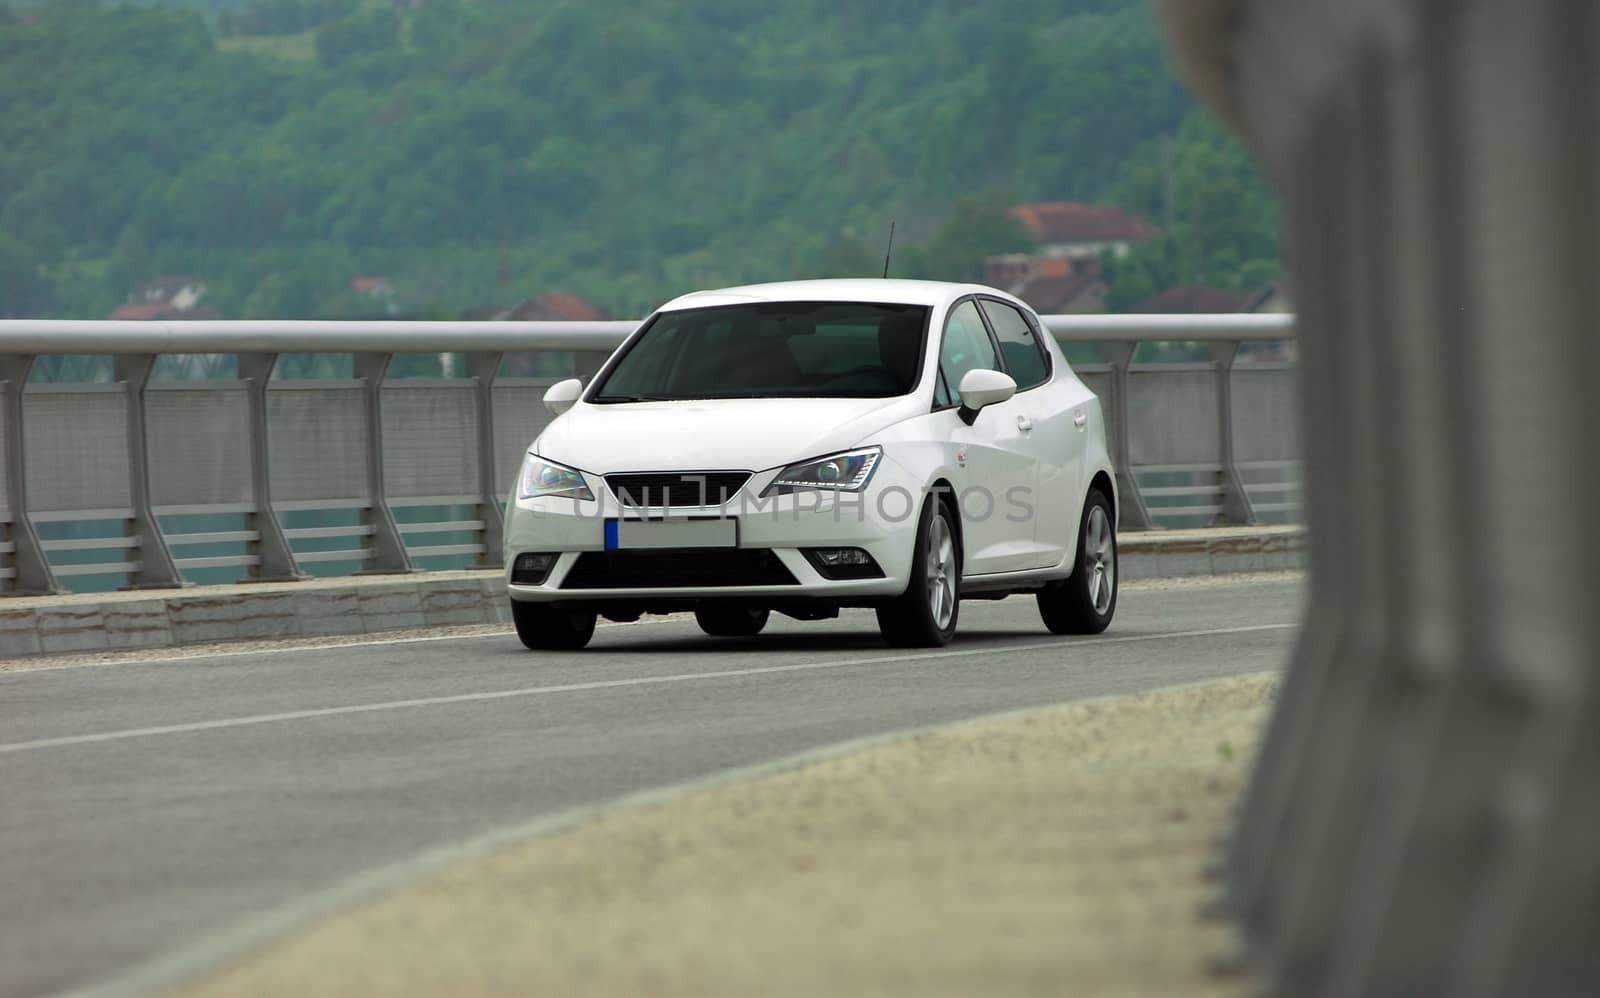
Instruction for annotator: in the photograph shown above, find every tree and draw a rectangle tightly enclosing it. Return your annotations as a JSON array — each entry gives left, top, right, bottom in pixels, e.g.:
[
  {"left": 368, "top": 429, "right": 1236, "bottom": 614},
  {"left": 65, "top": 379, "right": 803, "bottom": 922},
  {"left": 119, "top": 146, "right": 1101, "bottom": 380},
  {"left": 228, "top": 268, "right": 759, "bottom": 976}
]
[
  {"left": 315, "top": 8, "right": 398, "bottom": 69},
  {"left": 809, "top": 236, "right": 880, "bottom": 279},
  {"left": 0, "top": 235, "right": 50, "bottom": 318},
  {"left": 0, "top": 0, "right": 1282, "bottom": 321},
  {"left": 1101, "top": 238, "right": 1179, "bottom": 312},
  {"left": 1105, "top": 109, "right": 1282, "bottom": 301}
]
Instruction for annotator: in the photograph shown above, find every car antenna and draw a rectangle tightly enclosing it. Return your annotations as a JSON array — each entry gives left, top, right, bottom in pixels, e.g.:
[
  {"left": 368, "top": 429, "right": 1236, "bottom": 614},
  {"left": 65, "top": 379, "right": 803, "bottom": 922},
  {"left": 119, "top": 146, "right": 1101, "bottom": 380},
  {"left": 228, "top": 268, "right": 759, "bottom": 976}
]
[{"left": 881, "top": 220, "right": 896, "bottom": 278}]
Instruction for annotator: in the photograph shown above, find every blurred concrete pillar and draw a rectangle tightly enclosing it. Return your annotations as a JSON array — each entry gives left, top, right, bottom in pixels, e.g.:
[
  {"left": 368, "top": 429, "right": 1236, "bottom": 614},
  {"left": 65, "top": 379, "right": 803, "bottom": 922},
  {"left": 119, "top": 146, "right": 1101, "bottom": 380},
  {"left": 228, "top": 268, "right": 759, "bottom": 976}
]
[{"left": 1160, "top": 1, "right": 1600, "bottom": 994}]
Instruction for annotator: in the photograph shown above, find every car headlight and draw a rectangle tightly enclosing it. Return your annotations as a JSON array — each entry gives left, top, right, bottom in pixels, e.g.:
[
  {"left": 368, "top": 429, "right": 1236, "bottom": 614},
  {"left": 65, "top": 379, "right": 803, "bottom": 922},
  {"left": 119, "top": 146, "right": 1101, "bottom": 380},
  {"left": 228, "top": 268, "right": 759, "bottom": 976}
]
[
  {"left": 763, "top": 446, "right": 882, "bottom": 496},
  {"left": 518, "top": 455, "right": 594, "bottom": 501}
]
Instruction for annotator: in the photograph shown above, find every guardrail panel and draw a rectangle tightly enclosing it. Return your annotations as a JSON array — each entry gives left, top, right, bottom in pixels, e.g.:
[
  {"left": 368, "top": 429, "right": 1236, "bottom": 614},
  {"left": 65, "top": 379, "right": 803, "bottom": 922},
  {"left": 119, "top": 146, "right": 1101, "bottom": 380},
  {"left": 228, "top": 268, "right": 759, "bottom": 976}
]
[
  {"left": 492, "top": 381, "right": 560, "bottom": 499},
  {"left": 265, "top": 383, "right": 370, "bottom": 503},
  {"left": 146, "top": 385, "right": 252, "bottom": 508},
  {"left": 23, "top": 387, "right": 132, "bottom": 513},
  {"left": 1230, "top": 367, "right": 1300, "bottom": 464},
  {"left": 0, "top": 317, "right": 1300, "bottom": 591},
  {"left": 380, "top": 384, "right": 479, "bottom": 500},
  {"left": 1125, "top": 369, "right": 1222, "bottom": 468}
]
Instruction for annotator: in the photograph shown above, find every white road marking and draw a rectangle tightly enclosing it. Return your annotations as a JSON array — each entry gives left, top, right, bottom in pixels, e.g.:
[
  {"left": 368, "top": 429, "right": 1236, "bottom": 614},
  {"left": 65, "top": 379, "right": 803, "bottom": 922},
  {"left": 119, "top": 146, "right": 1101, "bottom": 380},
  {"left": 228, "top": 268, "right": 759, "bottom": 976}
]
[{"left": 0, "top": 623, "right": 1294, "bottom": 756}]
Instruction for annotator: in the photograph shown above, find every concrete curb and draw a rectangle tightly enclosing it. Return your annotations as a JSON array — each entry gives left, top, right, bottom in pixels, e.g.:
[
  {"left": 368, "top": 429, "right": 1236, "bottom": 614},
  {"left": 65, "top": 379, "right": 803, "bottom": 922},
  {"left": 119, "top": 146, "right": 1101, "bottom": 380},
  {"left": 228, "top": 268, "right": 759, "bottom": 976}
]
[
  {"left": 0, "top": 527, "right": 1302, "bottom": 661},
  {"left": 1119, "top": 525, "right": 1305, "bottom": 579}
]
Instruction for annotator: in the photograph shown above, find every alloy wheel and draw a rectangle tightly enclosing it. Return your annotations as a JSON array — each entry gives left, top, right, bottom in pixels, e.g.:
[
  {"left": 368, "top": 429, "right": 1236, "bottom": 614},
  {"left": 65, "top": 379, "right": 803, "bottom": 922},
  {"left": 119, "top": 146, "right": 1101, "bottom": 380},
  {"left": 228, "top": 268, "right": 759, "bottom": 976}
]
[
  {"left": 1084, "top": 504, "right": 1115, "bottom": 615},
  {"left": 926, "top": 513, "right": 957, "bottom": 629}
]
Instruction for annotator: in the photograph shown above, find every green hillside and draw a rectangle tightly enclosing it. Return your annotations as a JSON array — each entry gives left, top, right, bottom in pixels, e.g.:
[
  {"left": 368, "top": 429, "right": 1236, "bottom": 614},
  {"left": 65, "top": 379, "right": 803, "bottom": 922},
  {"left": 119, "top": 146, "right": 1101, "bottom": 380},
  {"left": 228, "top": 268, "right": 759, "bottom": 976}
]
[{"left": 0, "top": 0, "right": 1280, "bottom": 319}]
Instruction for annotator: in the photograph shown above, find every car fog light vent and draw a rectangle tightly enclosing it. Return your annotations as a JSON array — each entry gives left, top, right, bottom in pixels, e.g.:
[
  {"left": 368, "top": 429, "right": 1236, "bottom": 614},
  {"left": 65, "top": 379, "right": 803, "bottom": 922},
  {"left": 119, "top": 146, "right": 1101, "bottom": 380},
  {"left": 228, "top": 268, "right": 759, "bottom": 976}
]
[
  {"left": 802, "top": 547, "right": 884, "bottom": 580},
  {"left": 512, "top": 552, "right": 558, "bottom": 585},
  {"left": 818, "top": 548, "right": 870, "bottom": 566}
]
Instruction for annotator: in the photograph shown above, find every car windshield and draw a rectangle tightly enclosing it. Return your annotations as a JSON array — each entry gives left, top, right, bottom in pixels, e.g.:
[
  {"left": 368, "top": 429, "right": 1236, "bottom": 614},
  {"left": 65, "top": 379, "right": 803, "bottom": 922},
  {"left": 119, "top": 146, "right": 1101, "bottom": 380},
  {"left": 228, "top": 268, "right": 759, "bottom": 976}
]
[{"left": 589, "top": 301, "right": 930, "bottom": 402}]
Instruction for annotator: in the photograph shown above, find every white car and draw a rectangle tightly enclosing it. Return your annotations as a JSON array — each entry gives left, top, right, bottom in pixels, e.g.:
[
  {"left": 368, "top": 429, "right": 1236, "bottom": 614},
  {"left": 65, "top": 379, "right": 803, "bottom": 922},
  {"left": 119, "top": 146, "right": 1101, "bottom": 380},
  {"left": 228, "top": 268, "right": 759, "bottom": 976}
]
[{"left": 503, "top": 279, "right": 1118, "bottom": 650}]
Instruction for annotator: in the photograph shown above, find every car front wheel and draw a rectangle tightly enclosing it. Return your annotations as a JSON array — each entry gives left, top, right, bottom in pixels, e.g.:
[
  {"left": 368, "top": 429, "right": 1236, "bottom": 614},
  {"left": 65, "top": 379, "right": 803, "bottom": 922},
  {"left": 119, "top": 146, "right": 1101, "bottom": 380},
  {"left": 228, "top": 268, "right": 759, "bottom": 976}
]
[
  {"left": 1037, "top": 490, "right": 1117, "bottom": 635},
  {"left": 876, "top": 496, "right": 960, "bottom": 648},
  {"left": 511, "top": 600, "right": 597, "bottom": 650}
]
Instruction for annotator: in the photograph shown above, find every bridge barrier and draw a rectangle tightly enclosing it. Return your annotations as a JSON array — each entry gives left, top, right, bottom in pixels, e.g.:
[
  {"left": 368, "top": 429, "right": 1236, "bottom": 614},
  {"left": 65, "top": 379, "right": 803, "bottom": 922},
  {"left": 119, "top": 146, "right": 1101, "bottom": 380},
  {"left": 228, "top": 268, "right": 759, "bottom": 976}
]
[
  {"left": 0, "top": 526, "right": 1302, "bottom": 659},
  {"left": 0, "top": 313, "right": 1296, "bottom": 595},
  {"left": 1163, "top": 1, "right": 1599, "bottom": 994}
]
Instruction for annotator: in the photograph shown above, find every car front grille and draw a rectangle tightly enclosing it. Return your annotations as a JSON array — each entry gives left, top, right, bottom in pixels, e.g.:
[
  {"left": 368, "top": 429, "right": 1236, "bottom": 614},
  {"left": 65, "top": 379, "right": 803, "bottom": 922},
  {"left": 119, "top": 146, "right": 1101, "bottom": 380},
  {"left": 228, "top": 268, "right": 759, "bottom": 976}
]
[
  {"left": 604, "top": 471, "right": 751, "bottom": 508},
  {"left": 559, "top": 549, "right": 798, "bottom": 589}
]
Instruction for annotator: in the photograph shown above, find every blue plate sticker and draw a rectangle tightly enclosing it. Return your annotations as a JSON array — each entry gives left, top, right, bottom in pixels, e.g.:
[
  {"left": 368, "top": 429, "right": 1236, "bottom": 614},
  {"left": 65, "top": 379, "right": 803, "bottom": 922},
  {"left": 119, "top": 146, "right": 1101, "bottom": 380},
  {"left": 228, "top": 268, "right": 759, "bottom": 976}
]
[{"left": 604, "top": 519, "right": 619, "bottom": 550}]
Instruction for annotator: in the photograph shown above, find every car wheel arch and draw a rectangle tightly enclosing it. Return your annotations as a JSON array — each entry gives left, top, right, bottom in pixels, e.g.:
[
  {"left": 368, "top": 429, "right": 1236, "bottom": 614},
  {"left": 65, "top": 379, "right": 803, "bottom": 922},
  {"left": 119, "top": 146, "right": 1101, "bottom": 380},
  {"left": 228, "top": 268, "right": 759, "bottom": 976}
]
[
  {"left": 1056, "top": 469, "right": 1117, "bottom": 577},
  {"left": 926, "top": 476, "right": 964, "bottom": 575},
  {"left": 1087, "top": 469, "right": 1116, "bottom": 524}
]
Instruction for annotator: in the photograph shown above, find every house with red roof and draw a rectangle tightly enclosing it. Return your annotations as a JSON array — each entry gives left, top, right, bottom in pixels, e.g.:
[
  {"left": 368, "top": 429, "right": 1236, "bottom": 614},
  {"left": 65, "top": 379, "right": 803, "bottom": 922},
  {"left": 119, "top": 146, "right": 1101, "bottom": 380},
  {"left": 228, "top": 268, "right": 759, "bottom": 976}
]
[
  {"left": 466, "top": 293, "right": 609, "bottom": 322},
  {"left": 501, "top": 293, "right": 608, "bottom": 322},
  {"left": 350, "top": 277, "right": 393, "bottom": 297},
  {"left": 108, "top": 276, "right": 217, "bottom": 320},
  {"left": 982, "top": 201, "right": 1163, "bottom": 315},
  {"left": 463, "top": 293, "right": 611, "bottom": 377},
  {"left": 1010, "top": 202, "right": 1162, "bottom": 261}
]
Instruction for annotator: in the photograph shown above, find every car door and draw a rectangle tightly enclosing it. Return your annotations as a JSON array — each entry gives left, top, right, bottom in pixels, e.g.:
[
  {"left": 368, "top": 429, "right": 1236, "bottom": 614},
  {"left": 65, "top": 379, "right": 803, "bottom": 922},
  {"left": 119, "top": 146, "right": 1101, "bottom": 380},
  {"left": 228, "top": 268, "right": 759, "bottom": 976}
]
[
  {"left": 935, "top": 298, "right": 1043, "bottom": 576},
  {"left": 978, "top": 297, "right": 1084, "bottom": 567}
]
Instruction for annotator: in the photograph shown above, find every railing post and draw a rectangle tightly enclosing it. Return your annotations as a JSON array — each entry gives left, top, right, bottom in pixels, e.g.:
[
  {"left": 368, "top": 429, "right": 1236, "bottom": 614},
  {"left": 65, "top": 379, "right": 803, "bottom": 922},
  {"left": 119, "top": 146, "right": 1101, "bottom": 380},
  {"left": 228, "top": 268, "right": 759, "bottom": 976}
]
[
  {"left": 1211, "top": 340, "right": 1256, "bottom": 525},
  {"left": 0, "top": 354, "right": 60, "bottom": 595},
  {"left": 352, "top": 351, "right": 416, "bottom": 575},
  {"left": 112, "top": 354, "right": 185, "bottom": 589},
  {"left": 1102, "top": 342, "right": 1153, "bottom": 528},
  {"left": 464, "top": 351, "right": 505, "bottom": 568},
  {"left": 236, "top": 353, "right": 304, "bottom": 582}
]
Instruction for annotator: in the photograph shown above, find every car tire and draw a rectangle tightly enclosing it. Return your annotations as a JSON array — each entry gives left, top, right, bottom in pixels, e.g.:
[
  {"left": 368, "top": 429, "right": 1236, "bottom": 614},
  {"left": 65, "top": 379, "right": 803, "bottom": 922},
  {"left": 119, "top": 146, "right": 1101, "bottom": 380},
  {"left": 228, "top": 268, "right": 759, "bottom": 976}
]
[
  {"left": 876, "top": 495, "right": 960, "bottom": 648},
  {"left": 1037, "top": 489, "right": 1117, "bottom": 635},
  {"left": 695, "top": 607, "right": 770, "bottom": 637},
  {"left": 511, "top": 600, "right": 597, "bottom": 650}
]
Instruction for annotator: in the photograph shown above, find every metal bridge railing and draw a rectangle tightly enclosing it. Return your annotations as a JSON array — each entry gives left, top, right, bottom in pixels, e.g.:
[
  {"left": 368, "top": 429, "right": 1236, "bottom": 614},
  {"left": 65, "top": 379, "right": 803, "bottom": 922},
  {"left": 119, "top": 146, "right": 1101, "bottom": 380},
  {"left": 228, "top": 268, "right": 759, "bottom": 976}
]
[{"left": 0, "top": 313, "right": 1296, "bottom": 594}]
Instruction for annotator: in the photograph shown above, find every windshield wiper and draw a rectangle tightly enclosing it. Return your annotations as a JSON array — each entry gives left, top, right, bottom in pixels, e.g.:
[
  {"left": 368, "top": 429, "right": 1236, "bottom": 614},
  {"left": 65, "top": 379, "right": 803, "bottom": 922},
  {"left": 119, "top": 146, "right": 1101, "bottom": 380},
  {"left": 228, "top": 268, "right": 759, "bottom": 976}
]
[{"left": 591, "top": 393, "right": 673, "bottom": 403}]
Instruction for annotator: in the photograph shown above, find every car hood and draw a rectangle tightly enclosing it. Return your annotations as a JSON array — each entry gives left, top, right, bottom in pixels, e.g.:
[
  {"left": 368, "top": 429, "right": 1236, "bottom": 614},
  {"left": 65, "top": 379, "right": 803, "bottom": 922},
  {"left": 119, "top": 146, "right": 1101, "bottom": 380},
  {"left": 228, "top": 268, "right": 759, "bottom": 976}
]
[{"left": 532, "top": 396, "right": 924, "bottom": 474}]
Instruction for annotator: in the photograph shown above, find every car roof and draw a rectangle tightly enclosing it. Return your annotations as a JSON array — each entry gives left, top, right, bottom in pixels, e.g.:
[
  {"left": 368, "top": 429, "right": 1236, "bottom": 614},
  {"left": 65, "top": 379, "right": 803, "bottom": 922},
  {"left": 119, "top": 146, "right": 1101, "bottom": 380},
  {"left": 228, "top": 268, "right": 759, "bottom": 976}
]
[{"left": 656, "top": 279, "right": 1017, "bottom": 313}]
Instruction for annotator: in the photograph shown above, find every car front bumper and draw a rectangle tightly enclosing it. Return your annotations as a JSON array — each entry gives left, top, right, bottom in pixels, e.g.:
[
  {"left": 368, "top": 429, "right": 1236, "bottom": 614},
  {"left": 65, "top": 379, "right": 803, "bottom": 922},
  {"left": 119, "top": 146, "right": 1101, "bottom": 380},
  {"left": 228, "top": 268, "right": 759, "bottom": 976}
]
[{"left": 504, "top": 470, "right": 925, "bottom": 607}]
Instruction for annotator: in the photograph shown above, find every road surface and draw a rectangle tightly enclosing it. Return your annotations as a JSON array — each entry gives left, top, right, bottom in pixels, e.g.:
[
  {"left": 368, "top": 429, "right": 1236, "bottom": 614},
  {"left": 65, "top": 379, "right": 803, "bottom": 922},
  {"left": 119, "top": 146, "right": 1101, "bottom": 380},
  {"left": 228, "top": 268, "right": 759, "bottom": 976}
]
[{"left": 0, "top": 574, "right": 1303, "bottom": 996}]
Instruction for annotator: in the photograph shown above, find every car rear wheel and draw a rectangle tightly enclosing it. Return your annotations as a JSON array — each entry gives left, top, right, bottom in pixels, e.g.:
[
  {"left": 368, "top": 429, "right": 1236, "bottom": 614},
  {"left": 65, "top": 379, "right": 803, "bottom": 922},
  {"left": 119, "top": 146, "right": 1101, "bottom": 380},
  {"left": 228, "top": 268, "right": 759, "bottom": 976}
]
[
  {"left": 511, "top": 600, "right": 597, "bottom": 650},
  {"left": 1037, "top": 490, "right": 1117, "bottom": 635},
  {"left": 876, "top": 496, "right": 960, "bottom": 648},
  {"left": 695, "top": 607, "right": 770, "bottom": 637}
]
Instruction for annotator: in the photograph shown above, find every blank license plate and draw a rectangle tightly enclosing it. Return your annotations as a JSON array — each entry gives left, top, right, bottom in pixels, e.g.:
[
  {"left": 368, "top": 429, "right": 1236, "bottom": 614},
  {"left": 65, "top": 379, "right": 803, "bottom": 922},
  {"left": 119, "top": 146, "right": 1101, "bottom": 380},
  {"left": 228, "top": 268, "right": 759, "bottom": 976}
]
[{"left": 605, "top": 517, "right": 738, "bottom": 550}]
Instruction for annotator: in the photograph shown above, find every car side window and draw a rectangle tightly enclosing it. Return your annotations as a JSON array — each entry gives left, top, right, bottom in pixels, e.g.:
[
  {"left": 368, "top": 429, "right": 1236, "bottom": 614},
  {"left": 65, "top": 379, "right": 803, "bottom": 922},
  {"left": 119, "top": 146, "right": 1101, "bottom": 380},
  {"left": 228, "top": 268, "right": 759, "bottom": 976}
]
[
  {"left": 979, "top": 299, "right": 1050, "bottom": 390},
  {"left": 938, "top": 300, "right": 1000, "bottom": 400}
]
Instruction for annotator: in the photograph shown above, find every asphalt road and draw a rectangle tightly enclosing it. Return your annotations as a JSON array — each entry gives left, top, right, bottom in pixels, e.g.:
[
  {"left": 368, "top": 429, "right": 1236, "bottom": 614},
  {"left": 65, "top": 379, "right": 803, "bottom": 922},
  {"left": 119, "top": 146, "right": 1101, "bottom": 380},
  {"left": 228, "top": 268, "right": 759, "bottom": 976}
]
[{"left": 0, "top": 575, "right": 1303, "bottom": 997}]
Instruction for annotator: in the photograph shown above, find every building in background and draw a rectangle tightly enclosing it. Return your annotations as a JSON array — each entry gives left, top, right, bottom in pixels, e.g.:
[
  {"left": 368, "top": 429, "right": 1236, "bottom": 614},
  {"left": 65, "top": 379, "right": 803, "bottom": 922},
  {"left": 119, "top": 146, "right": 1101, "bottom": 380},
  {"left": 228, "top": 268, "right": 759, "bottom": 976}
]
[
  {"left": 1009, "top": 201, "right": 1163, "bottom": 262},
  {"left": 983, "top": 201, "right": 1161, "bottom": 315},
  {"left": 462, "top": 292, "right": 610, "bottom": 377},
  {"left": 107, "top": 276, "right": 219, "bottom": 320}
]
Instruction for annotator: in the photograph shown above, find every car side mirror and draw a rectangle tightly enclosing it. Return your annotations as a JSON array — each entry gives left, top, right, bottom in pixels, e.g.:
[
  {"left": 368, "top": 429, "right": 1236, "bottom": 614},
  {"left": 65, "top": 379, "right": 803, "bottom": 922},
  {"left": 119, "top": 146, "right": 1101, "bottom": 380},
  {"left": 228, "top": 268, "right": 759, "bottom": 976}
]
[
  {"left": 956, "top": 368, "right": 1017, "bottom": 425},
  {"left": 543, "top": 377, "right": 583, "bottom": 415}
]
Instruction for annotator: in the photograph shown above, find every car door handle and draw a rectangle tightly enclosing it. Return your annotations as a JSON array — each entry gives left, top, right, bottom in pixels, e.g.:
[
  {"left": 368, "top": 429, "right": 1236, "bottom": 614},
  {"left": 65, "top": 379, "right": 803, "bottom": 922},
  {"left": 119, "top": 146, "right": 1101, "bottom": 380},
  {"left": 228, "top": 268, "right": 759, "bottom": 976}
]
[
  {"left": 1016, "top": 414, "right": 1033, "bottom": 432},
  {"left": 1073, "top": 411, "right": 1088, "bottom": 429}
]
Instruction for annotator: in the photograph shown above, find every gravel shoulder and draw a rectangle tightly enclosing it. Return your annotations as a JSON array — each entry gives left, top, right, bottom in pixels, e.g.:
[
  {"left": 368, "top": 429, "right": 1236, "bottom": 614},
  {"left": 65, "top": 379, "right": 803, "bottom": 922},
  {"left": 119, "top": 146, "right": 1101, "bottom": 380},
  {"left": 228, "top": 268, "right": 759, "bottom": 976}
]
[{"left": 186, "top": 672, "right": 1272, "bottom": 998}]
